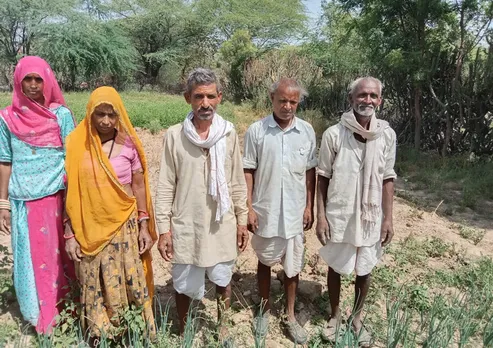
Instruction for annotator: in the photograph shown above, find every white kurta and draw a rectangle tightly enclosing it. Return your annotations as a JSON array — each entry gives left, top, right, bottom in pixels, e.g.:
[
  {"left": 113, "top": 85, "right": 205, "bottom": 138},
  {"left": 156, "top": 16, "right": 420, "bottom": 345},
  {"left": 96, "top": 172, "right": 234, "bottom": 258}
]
[
  {"left": 317, "top": 123, "right": 397, "bottom": 247},
  {"left": 243, "top": 115, "right": 318, "bottom": 239},
  {"left": 154, "top": 124, "right": 248, "bottom": 267}
]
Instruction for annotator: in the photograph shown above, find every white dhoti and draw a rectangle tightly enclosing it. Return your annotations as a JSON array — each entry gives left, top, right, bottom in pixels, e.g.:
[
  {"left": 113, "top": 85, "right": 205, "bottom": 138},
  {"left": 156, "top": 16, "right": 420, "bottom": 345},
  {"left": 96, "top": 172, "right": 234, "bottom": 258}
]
[
  {"left": 172, "top": 260, "right": 235, "bottom": 300},
  {"left": 319, "top": 241, "right": 382, "bottom": 276},
  {"left": 251, "top": 233, "right": 304, "bottom": 278}
]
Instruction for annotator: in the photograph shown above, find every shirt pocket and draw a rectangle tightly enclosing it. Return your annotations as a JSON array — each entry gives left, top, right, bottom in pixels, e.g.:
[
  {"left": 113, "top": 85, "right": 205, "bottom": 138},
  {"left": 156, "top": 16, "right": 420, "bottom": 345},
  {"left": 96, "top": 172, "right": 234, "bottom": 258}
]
[{"left": 290, "top": 146, "right": 308, "bottom": 175}]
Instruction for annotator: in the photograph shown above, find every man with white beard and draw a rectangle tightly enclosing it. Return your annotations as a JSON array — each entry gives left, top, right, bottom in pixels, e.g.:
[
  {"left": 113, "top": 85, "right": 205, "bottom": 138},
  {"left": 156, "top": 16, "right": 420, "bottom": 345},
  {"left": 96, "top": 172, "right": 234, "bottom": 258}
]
[{"left": 316, "top": 77, "right": 397, "bottom": 347}]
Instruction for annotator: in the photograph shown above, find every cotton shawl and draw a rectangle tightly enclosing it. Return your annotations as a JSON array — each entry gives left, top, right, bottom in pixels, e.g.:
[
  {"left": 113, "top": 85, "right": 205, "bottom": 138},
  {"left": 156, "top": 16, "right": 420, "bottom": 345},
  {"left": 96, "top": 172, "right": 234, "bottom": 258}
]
[
  {"left": 1, "top": 56, "right": 67, "bottom": 148},
  {"left": 65, "top": 86, "right": 157, "bottom": 297},
  {"left": 340, "top": 110, "right": 388, "bottom": 234},
  {"left": 183, "top": 111, "right": 233, "bottom": 221}
]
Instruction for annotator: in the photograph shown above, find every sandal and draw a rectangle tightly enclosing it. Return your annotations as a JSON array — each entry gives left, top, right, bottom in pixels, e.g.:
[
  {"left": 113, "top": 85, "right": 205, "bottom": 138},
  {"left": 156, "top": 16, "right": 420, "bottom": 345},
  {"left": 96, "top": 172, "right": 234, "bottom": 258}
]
[
  {"left": 321, "top": 317, "right": 346, "bottom": 342},
  {"left": 283, "top": 320, "right": 308, "bottom": 344},
  {"left": 352, "top": 325, "right": 373, "bottom": 347}
]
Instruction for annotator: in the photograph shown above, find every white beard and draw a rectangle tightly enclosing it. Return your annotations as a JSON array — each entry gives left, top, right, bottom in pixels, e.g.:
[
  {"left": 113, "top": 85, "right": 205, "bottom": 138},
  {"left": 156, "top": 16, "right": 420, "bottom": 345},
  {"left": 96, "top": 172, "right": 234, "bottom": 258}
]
[{"left": 354, "top": 104, "right": 375, "bottom": 117}]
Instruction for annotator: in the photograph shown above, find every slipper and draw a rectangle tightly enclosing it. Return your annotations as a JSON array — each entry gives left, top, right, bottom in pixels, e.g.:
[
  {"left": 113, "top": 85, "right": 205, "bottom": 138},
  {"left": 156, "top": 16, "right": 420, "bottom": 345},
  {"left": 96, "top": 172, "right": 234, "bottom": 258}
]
[
  {"left": 283, "top": 320, "right": 308, "bottom": 344},
  {"left": 352, "top": 325, "right": 373, "bottom": 347},
  {"left": 321, "top": 318, "right": 346, "bottom": 342}
]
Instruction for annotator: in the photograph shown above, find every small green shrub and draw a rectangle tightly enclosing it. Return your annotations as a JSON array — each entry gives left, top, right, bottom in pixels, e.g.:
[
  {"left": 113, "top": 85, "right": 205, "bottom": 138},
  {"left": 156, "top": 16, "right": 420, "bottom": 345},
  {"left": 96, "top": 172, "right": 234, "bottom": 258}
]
[{"left": 458, "top": 225, "right": 486, "bottom": 245}]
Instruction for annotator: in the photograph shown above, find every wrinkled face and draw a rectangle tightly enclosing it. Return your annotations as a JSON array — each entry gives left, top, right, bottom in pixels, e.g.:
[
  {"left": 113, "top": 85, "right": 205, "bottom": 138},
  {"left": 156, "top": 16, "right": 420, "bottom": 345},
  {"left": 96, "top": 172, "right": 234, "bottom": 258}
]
[
  {"left": 270, "top": 86, "right": 300, "bottom": 122},
  {"left": 350, "top": 80, "right": 382, "bottom": 117},
  {"left": 185, "top": 83, "right": 222, "bottom": 121},
  {"left": 92, "top": 103, "right": 118, "bottom": 135},
  {"left": 22, "top": 73, "right": 44, "bottom": 104}
]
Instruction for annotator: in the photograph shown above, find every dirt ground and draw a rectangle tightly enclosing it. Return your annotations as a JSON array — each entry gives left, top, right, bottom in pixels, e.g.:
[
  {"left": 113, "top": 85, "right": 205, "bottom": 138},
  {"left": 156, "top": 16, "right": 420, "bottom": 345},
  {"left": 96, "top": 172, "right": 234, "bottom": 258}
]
[{"left": 1, "top": 129, "right": 493, "bottom": 347}]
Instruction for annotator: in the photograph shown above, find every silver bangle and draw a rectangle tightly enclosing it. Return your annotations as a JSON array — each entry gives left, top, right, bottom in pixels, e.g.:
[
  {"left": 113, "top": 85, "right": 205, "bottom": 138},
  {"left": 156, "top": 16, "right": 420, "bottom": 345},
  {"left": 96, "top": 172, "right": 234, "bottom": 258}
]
[{"left": 138, "top": 216, "right": 150, "bottom": 223}]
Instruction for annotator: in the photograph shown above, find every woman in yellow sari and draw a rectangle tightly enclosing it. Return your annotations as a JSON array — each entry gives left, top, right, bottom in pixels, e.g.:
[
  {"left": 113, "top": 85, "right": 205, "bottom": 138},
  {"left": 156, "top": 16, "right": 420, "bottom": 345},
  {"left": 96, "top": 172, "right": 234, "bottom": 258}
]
[{"left": 63, "top": 86, "right": 157, "bottom": 339}]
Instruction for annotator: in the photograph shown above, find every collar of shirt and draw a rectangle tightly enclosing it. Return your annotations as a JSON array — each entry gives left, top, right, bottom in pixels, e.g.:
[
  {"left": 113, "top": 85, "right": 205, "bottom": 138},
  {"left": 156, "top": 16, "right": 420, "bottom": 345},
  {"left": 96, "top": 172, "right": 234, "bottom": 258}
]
[{"left": 267, "top": 114, "right": 300, "bottom": 133}]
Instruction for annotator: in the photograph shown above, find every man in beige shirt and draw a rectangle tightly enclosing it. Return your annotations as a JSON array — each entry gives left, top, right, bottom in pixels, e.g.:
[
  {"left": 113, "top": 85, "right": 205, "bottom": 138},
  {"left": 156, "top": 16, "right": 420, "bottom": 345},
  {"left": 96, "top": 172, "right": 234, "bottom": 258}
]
[
  {"left": 316, "top": 77, "right": 396, "bottom": 346},
  {"left": 243, "top": 79, "right": 317, "bottom": 344},
  {"left": 155, "top": 68, "right": 249, "bottom": 343}
]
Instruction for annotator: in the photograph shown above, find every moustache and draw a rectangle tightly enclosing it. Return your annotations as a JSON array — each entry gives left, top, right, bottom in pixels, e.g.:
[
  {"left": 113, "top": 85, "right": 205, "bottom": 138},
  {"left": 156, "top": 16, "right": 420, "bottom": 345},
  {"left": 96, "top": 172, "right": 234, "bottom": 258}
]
[{"left": 199, "top": 107, "right": 213, "bottom": 113}]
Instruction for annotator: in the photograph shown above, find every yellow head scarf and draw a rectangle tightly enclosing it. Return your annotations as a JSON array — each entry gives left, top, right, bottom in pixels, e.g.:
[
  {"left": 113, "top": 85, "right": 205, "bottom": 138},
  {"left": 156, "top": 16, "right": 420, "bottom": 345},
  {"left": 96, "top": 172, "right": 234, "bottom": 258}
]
[{"left": 65, "top": 86, "right": 156, "bottom": 297}]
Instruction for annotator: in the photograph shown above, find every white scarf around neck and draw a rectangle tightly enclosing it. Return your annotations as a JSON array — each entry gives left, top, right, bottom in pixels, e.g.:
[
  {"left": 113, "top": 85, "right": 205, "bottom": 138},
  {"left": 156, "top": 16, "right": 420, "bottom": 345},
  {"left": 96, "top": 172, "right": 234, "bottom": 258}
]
[
  {"left": 183, "top": 111, "right": 234, "bottom": 221},
  {"left": 341, "top": 110, "right": 388, "bottom": 236}
]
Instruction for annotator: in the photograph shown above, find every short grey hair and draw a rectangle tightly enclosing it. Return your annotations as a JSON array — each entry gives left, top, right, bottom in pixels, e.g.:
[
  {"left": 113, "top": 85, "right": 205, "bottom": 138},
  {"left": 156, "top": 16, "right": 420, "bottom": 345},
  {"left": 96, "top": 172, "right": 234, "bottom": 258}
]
[
  {"left": 348, "top": 76, "right": 383, "bottom": 96},
  {"left": 269, "top": 78, "right": 308, "bottom": 100},
  {"left": 186, "top": 68, "right": 221, "bottom": 94}
]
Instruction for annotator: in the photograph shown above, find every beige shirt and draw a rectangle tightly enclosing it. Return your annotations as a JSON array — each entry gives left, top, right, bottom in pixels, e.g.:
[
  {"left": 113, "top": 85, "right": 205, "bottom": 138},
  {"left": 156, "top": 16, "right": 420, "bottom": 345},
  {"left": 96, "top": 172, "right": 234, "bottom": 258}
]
[
  {"left": 243, "top": 115, "right": 318, "bottom": 239},
  {"left": 317, "top": 123, "right": 397, "bottom": 247},
  {"left": 155, "top": 124, "right": 248, "bottom": 267}
]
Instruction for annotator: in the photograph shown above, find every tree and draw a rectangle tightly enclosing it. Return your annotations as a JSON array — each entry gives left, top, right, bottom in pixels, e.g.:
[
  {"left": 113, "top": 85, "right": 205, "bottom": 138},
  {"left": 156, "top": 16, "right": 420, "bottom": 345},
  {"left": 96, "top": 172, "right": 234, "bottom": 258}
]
[
  {"left": 36, "top": 16, "right": 138, "bottom": 90},
  {"left": 196, "top": 0, "right": 308, "bottom": 48},
  {"left": 112, "top": 0, "right": 216, "bottom": 88},
  {"left": 0, "top": 0, "right": 75, "bottom": 85},
  {"left": 219, "top": 29, "right": 257, "bottom": 102}
]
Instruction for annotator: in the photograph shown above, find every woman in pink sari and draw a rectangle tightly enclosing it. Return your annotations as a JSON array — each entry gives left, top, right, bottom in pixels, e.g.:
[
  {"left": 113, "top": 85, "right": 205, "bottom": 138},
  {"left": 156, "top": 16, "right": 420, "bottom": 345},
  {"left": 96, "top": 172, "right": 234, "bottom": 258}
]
[{"left": 0, "top": 56, "right": 76, "bottom": 333}]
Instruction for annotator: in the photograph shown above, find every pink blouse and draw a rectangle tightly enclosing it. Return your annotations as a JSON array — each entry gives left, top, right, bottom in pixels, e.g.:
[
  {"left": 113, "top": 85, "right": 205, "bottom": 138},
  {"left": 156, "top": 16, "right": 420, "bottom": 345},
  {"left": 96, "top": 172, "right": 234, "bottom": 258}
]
[{"left": 109, "top": 138, "right": 142, "bottom": 185}]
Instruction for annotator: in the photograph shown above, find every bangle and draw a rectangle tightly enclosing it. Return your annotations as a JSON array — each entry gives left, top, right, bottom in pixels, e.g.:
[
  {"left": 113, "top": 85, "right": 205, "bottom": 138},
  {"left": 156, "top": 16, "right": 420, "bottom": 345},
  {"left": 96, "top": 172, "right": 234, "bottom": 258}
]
[
  {"left": 63, "top": 233, "right": 75, "bottom": 240},
  {"left": 138, "top": 216, "right": 150, "bottom": 224},
  {"left": 0, "top": 199, "right": 11, "bottom": 211},
  {"left": 138, "top": 211, "right": 149, "bottom": 220},
  {"left": 63, "top": 217, "right": 70, "bottom": 225}
]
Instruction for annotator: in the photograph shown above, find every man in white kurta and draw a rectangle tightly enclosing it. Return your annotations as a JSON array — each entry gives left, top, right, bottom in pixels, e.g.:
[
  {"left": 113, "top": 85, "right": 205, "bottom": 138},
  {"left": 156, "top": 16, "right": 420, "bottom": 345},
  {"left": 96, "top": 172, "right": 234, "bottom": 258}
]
[
  {"left": 243, "top": 78, "right": 317, "bottom": 344},
  {"left": 155, "top": 68, "right": 249, "bottom": 344},
  {"left": 316, "top": 77, "right": 396, "bottom": 346}
]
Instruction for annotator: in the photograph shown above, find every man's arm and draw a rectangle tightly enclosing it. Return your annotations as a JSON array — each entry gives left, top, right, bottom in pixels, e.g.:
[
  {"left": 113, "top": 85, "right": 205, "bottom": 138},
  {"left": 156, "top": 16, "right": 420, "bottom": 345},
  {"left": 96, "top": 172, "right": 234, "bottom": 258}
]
[
  {"left": 381, "top": 128, "right": 397, "bottom": 247},
  {"left": 382, "top": 179, "right": 394, "bottom": 219},
  {"left": 303, "top": 168, "right": 316, "bottom": 230},
  {"left": 316, "top": 175, "right": 329, "bottom": 222},
  {"left": 230, "top": 131, "right": 249, "bottom": 251},
  {"left": 304, "top": 126, "right": 318, "bottom": 231},
  {"left": 156, "top": 131, "right": 177, "bottom": 261},
  {"left": 381, "top": 178, "right": 394, "bottom": 246},
  {"left": 315, "top": 128, "right": 337, "bottom": 245},
  {"left": 315, "top": 175, "right": 331, "bottom": 245},
  {"left": 242, "top": 126, "right": 258, "bottom": 233},
  {"left": 244, "top": 169, "right": 255, "bottom": 213},
  {"left": 231, "top": 131, "right": 248, "bottom": 224},
  {"left": 244, "top": 169, "right": 258, "bottom": 232}
]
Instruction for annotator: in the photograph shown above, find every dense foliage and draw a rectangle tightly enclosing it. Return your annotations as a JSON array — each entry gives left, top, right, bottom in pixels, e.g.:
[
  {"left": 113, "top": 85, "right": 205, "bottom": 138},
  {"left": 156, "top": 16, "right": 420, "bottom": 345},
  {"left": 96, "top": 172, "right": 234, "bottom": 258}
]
[{"left": 0, "top": 0, "right": 491, "bottom": 154}]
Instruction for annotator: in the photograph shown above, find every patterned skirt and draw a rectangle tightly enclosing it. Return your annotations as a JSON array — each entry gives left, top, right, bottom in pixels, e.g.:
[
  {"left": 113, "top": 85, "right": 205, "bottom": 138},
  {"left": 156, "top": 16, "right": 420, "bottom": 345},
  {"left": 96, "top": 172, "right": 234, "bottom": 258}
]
[{"left": 77, "top": 214, "right": 156, "bottom": 339}]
